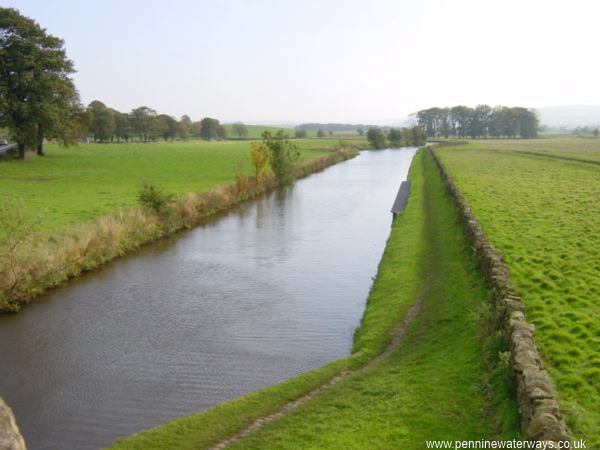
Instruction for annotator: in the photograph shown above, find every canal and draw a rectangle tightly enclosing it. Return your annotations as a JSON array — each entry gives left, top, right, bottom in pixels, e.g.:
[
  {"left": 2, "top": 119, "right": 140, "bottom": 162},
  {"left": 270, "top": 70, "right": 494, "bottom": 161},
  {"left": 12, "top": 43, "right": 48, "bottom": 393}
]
[{"left": 0, "top": 148, "right": 416, "bottom": 449}]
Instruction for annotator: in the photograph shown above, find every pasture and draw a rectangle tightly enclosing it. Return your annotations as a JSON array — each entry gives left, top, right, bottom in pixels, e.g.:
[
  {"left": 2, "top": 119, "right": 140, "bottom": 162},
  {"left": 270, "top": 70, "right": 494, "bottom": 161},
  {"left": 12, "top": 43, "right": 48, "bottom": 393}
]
[
  {"left": 436, "top": 137, "right": 600, "bottom": 445},
  {"left": 0, "top": 139, "right": 334, "bottom": 233}
]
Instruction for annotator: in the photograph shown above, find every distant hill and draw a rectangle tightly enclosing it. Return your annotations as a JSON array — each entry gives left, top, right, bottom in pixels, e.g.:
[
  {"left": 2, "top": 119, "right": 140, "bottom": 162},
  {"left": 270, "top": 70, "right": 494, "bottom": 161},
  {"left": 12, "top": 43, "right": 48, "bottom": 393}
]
[{"left": 536, "top": 105, "right": 600, "bottom": 128}]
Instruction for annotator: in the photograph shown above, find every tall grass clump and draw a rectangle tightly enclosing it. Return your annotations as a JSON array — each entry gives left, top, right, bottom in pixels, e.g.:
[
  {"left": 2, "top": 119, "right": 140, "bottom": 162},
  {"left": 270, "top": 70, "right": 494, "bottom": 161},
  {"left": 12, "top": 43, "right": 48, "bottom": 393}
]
[{"left": 0, "top": 198, "right": 44, "bottom": 312}]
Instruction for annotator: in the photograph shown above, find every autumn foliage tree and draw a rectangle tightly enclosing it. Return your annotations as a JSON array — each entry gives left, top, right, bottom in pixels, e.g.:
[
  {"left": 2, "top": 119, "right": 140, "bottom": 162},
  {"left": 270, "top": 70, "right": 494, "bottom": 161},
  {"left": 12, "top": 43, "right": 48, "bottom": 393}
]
[{"left": 249, "top": 142, "right": 271, "bottom": 184}]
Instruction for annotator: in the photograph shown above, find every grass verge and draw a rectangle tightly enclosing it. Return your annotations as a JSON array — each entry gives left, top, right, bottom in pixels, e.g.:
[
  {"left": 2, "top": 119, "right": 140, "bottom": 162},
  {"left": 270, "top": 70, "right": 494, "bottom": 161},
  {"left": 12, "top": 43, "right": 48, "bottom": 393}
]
[{"left": 109, "top": 149, "right": 519, "bottom": 449}]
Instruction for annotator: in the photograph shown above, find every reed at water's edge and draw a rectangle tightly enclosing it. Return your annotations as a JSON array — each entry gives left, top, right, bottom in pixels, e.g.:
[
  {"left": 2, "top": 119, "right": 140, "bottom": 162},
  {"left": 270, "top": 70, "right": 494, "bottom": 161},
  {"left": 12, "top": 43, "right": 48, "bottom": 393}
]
[{"left": 0, "top": 147, "right": 359, "bottom": 313}]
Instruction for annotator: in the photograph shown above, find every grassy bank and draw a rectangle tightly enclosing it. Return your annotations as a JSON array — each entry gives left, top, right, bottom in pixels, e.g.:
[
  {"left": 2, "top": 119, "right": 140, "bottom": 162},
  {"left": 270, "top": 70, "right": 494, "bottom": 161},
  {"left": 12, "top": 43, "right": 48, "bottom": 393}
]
[
  {"left": 110, "top": 149, "right": 518, "bottom": 449},
  {"left": 0, "top": 140, "right": 363, "bottom": 312},
  {"left": 435, "top": 138, "right": 599, "bottom": 446}
]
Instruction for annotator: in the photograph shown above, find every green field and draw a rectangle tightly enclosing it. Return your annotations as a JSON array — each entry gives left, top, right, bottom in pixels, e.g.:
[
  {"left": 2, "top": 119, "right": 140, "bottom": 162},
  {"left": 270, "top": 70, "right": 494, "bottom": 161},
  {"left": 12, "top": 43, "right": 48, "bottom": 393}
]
[
  {"left": 436, "top": 138, "right": 600, "bottom": 446},
  {"left": 0, "top": 139, "right": 335, "bottom": 233},
  {"left": 110, "top": 149, "right": 518, "bottom": 449},
  {"left": 222, "top": 124, "right": 365, "bottom": 140},
  {"left": 222, "top": 124, "right": 295, "bottom": 139},
  {"left": 467, "top": 137, "right": 600, "bottom": 163}
]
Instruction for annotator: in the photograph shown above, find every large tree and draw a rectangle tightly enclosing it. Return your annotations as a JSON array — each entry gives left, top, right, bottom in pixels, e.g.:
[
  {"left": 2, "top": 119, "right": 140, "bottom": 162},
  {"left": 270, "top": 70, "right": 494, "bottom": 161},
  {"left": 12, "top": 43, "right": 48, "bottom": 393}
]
[{"left": 0, "top": 7, "right": 82, "bottom": 159}]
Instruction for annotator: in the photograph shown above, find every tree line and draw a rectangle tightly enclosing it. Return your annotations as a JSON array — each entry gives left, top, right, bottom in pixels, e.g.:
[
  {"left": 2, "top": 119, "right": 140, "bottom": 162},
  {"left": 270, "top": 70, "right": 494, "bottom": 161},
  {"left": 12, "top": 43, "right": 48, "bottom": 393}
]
[
  {"left": 0, "top": 8, "right": 251, "bottom": 159},
  {"left": 415, "top": 105, "right": 539, "bottom": 139},
  {"left": 86, "top": 101, "right": 227, "bottom": 143},
  {"left": 366, "top": 126, "right": 428, "bottom": 149}
]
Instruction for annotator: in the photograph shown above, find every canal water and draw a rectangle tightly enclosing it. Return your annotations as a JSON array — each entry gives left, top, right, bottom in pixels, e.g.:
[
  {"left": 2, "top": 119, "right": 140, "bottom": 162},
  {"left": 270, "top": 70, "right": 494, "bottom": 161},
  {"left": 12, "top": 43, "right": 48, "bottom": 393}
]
[{"left": 0, "top": 148, "right": 416, "bottom": 449}]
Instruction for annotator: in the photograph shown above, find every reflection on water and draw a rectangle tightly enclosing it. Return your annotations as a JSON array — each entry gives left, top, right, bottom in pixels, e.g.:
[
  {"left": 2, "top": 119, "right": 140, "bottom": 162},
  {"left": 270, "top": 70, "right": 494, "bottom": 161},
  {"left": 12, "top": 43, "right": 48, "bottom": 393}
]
[{"left": 0, "top": 148, "right": 416, "bottom": 450}]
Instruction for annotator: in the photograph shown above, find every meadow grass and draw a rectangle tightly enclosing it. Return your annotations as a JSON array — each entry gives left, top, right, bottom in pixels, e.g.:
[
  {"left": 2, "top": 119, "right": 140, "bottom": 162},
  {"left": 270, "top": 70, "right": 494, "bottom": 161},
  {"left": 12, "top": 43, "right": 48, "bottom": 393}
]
[
  {"left": 109, "top": 149, "right": 519, "bottom": 449},
  {"left": 436, "top": 139, "right": 600, "bottom": 446},
  {"left": 468, "top": 136, "right": 600, "bottom": 162},
  {"left": 0, "top": 139, "right": 336, "bottom": 233},
  {"left": 222, "top": 124, "right": 294, "bottom": 139}
]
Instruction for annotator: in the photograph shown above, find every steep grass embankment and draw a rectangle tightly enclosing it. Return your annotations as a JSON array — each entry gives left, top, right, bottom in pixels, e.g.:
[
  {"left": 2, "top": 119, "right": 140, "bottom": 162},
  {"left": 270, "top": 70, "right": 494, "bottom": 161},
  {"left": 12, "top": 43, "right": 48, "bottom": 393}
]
[
  {"left": 0, "top": 142, "right": 361, "bottom": 312},
  {"left": 435, "top": 140, "right": 599, "bottom": 446},
  {"left": 110, "top": 149, "right": 518, "bottom": 449}
]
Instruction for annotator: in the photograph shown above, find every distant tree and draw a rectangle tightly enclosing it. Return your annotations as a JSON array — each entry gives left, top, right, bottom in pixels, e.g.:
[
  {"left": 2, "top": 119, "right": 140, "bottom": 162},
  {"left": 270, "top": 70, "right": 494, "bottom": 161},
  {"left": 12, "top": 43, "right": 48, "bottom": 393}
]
[
  {"left": 357, "top": 128, "right": 364, "bottom": 136},
  {"left": 217, "top": 124, "right": 227, "bottom": 140},
  {"left": 594, "top": 128, "right": 599, "bottom": 138},
  {"left": 156, "top": 114, "right": 177, "bottom": 141},
  {"left": 262, "top": 130, "right": 300, "bottom": 184},
  {"left": 178, "top": 115, "right": 191, "bottom": 140},
  {"left": 328, "top": 130, "right": 333, "bottom": 136},
  {"left": 89, "top": 101, "right": 115, "bottom": 143},
  {"left": 249, "top": 142, "right": 271, "bottom": 183},
  {"left": 316, "top": 129, "right": 325, "bottom": 138},
  {"left": 418, "top": 104, "right": 538, "bottom": 139},
  {"left": 366, "top": 127, "right": 387, "bottom": 149},
  {"left": 113, "top": 111, "right": 132, "bottom": 142},
  {"left": 0, "top": 7, "right": 83, "bottom": 159},
  {"left": 190, "top": 121, "right": 202, "bottom": 137},
  {"left": 449, "top": 106, "right": 472, "bottom": 138},
  {"left": 200, "top": 117, "right": 220, "bottom": 140},
  {"left": 514, "top": 108, "right": 538, "bottom": 139},
  {"left": 232, "top": 122, "right": 249, "bottom": 139},
  {"left": 410, "top": 126, "right": 428, "bottom": 145},
  {"left": 387, "top": 128, "right": 403, "bottom": 147},
  {"left": 294, "top": 129, "right": 307, "bottom": 139},
  {"left": 131, "top": 106, "right": 157, "bottom": 142}
]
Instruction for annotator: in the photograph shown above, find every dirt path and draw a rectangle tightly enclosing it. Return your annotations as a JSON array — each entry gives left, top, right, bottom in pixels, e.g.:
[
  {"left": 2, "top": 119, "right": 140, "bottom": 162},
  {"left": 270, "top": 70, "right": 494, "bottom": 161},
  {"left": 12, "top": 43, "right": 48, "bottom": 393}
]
[{"left": 209, "top": 279, "right": 430, "bottom": 450}]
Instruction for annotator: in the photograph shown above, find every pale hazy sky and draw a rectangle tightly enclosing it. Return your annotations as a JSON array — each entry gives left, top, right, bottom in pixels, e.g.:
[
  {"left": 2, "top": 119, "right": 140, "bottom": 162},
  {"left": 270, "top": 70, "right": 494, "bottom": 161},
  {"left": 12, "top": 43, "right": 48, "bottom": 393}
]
[{"left": 7, "top": 0, "right": 600, "bottom": 123}]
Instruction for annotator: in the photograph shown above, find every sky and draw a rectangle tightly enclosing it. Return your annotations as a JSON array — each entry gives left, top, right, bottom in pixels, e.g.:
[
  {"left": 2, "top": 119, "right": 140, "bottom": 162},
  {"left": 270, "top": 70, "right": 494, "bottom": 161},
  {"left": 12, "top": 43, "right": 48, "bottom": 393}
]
[{"left": 6, "top": 0, "right": 600, "bottom": 124}]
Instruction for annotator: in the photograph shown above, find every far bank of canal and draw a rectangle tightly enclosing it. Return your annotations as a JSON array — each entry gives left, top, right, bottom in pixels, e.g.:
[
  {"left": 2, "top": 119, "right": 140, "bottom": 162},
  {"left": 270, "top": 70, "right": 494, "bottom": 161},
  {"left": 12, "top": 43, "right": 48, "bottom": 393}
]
[{"left": 0, "top": 148, "right": 416, "bottom": 450}]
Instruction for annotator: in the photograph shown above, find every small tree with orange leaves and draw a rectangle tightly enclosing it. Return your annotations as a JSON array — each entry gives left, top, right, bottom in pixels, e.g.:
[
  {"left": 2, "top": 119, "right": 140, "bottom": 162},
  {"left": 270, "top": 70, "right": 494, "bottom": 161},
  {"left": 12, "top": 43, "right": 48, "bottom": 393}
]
[{"left": 250, "top": 142, "right": 271, "bottom": 184}]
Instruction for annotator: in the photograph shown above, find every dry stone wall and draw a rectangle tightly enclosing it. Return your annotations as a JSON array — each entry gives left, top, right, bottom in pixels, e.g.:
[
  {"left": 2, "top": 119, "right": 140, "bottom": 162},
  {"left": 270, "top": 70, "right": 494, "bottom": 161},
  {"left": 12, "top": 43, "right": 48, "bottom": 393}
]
[{"left": 429, "top": 148, "right": 570, "bottom": 443}]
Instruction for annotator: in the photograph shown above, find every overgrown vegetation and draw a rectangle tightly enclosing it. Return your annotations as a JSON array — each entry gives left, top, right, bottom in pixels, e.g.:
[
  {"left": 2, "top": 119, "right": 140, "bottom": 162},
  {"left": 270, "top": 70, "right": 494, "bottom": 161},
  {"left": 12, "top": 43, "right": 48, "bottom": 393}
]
[
  {"left": 436, "top": 138, "right": 600, "bottom": 447},
  {"left": 137, "top": 181, "right": 174, "bottom": 215},
  {"left": 366, "top": 126, "right": 427, "bottom": 149},
  {"left": 261, "top": 130, "right": 300, "bottom": 184},
  {"left": 0, "top": 198, "right": 44, "bottom": 311},
  {"left": 110, "top": 150, "right": 519, "bottom": 449}
]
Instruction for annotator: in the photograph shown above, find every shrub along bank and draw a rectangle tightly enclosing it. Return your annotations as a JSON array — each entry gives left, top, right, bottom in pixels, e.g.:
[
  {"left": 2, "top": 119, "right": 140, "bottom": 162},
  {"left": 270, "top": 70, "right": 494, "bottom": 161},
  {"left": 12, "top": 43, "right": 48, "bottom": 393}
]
[
  {"left": 0, "top": 147, "right": 358, "bottom": 312},
  {"left": 110, "top": 149, "right": 519, "bottom": 449}
]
